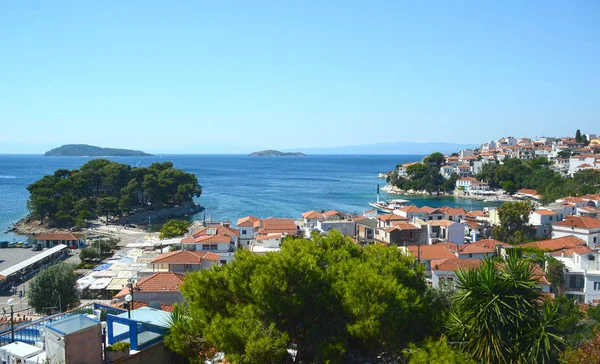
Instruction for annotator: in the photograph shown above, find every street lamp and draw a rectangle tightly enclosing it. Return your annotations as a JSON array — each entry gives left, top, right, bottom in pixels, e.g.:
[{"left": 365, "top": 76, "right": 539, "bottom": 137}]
[
  {"left": 7, "top": 298, "right": 16, "bottom": 343},
  {"left": 125, "top": 294, "right": 132, "bottom": 319}
]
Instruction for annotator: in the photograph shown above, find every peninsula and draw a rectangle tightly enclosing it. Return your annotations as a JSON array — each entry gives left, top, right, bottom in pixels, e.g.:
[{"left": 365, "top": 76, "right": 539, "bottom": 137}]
[
  {"left": 44, "top": 144, "right": 152, "bottom": 157},
  {"left": 249, "top": 150, "right": 306, "bottom": 157},
  {"left": 12, "top": 159, "right": 203, "bottom": 235}
]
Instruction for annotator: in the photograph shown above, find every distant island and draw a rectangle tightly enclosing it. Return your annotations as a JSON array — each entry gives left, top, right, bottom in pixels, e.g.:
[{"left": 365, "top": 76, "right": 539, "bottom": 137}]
[
  {"left": 249, "top": 150, "right": 306, "bottom": 157},
  {"left": 45, "top": 144, "right": 152, "bottom": 157}
]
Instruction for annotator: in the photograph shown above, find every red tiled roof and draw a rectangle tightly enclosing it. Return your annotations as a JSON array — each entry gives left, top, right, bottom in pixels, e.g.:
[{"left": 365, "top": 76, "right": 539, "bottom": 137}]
[
  {"left": 181, "top": 234, "right": 231, "bottom": 244},
  {"left": 258, "top": 218, "right": 297, "bottom": 235},
  {"left": 431, "top": 258, "right": 482, "bottom": 272},
  {"left": 384, "top": 223, "right": 420, "bottom": 232},
  {"left": 551, "top": 245, "right": 595, "bottom": 258},
  {"left": 406, "top": 244, "right": 456, "bottom": 260},
  {"left": 114, "top": 272, "right": 185, "bottom": 298},
  {"left": 522, "top": 235, "right": 586, "bottom": 251},
  {"left": 301, "top": 210, "right": 325, "bottom": 219},
  {"left": 518, "top": 189, "right": 539, "bottom": 195},
  {"left": 534, "top": 209, "right": 558, "bottom": 216},
  {"left": 468, "top": 210, "right": 489, "bottom": 217},
  {"left": 35, "top": 233, "right": 80, "bottom": 241},
  {"left": 457, "top": 164, "right": 471, "bottom": 169},
  {"left": 458, "top": 177, "right": 477, "bottom": 182},
  {"left": 553, "top": 216, "right": 600, "bottom": 229},
  {"left": 464, "top": 221, "right": 481, "bottom": 228},
  {"left": 191, "top": 225, "right": 239, "bottom": 238},
  {"left": 471, "top": 239, "right": 512, "bottom": 249},
  {"left": 323, "top": 210, "right": 345, "bottom": 218},
  {"left": 378, "top": 213, "right": 409, "bottom": 221},
  {"left": 427, "top": 219, "right": 457, "bottom": 227},
  {"left": 236, "top": 216, "right": 260, "bottom": 227},
  {"left": 438, "top": 206, "right": 467, "bottom": 215},
  {"left": 255, "top": 233, "right": 282, "bottom": 241},
  {"left": 152, "top": 250, "right": 219, "bottom": 264},
  {"left": 398, "top": 205, "right": 429, "bottom": 213}
]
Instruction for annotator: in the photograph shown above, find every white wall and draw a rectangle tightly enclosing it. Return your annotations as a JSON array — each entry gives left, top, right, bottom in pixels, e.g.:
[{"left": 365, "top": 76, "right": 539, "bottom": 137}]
[
  {"left": 317, "top": 220, "right": 356, "bottom": 236},
  {"left": 553, "top": 227, "right": 600, "bottom": 248},
  {"left": 447, "top": 223, "right": 466, "bottom": 244}
]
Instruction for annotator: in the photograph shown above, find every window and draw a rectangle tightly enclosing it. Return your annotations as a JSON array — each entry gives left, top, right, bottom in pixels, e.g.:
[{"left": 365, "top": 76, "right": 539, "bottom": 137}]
[
  {"left": 468, "top": 253, "right": 473, "bottom": 258},
  {"left": 220, "top": 260, "right": 227, "bottom": 265},
  {"left": 595, "top": 237, "right": 598, "bottom": 244},
  {"left": 549, "top": 216, "right": 553, "bottom": 221},
  {"left": 595, "top": 282, "right": 600, "bottom": 291},
  {"left": 242, "top": 229, "right": 247, "bottom": 235}
]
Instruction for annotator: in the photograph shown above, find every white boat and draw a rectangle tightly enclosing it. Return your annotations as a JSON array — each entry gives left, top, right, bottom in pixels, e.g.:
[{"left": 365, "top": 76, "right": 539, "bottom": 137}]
[{"left": 369, "top": 185, "right": 409, "bottom": 212}]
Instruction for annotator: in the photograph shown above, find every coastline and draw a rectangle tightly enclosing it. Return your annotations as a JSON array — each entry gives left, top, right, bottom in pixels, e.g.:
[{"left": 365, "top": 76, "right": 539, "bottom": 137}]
[{"left": 7, "top": 202, "right": 204, "bottom": 237}]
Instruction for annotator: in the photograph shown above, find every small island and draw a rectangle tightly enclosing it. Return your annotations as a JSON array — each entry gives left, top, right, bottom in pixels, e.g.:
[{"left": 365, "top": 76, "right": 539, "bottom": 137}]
[
  {"left": 45, "top": 144, "right": 152, "bottom": 157},
  {"left": 249, "top": 150, "right": 306, "bottom": 157}
]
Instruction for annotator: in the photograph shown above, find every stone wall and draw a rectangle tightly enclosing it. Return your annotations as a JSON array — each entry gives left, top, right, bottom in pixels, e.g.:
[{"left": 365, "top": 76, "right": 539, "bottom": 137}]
[{"left": 117, "top": 342, "right": 185, "bottom": 364}]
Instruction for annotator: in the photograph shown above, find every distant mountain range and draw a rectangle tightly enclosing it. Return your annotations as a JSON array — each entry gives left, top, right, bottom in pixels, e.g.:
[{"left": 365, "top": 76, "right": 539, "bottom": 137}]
[
  {"left": 45, "top": 144, "right": 152, "bottom": 157},
  {"left": 282, "top": 141, "right": 478, "bottom": 155}
]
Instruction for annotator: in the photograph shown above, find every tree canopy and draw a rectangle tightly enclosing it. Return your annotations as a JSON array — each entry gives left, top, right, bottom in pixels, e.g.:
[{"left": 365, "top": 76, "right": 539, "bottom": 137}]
[
  {"left": 166, "top": 231, "right": 443, "bottom": 363},
  {"left": 387, "top": 152, "right": 454, "bottom": 193},
  {"left": 160, "top": 219, "right": 190, "bottom": 239},
  {"left": 28, "top": 263, "right": 78, "bottom": 314},
  {"left": 477, "top": 157, "right": 600, "bottom": 203},
  {"left": 26, "top": 159, "right": 202, "bottom": 227},
  {"left": 492, "top": 200, "right": 536, "bottom": 245}
]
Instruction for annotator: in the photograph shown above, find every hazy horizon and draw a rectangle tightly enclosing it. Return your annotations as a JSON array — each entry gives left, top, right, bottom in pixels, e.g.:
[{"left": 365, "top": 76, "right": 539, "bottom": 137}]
[{"left": 1, "top": 1, "right": 598, "bottom": 153}]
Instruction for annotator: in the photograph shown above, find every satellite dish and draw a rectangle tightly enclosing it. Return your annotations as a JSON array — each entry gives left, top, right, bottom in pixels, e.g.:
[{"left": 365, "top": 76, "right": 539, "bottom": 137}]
[
  {"left": 531, "top": 253, "right": 537, "bottom": 259},
  {"left": 148, "top": 301, "right": 162, "bottom": 310}
]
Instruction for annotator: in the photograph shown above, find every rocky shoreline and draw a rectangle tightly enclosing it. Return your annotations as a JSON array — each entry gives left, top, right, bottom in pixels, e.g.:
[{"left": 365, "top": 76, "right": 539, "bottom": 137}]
[
  {"left": 7, "top": 202, "right": 204, "bottom": 237},
  {"left": 382, "top": 184, "right": 452, "bottom": 196}
]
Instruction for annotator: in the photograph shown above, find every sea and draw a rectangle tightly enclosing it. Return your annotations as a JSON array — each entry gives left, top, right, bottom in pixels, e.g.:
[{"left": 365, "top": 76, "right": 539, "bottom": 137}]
[{"left": 0, "top": 154, "right": 494, "bottom": 242}]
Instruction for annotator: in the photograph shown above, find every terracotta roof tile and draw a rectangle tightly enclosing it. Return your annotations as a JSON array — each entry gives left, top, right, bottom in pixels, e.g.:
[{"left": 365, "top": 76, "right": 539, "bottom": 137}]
[
  {"left": 378, "top": 213, "right": 409, "bottom": 221},
  {"left": 471, "top": 239, "right": 512, "bottom": 249},
  {"left": 406, "top": 244, "right": 456, "bottom": 260},
  {"left": 236, "top": 216, "right": 260, "bottom": 227},
  {"left": 323, "top": 210, "right": 345, "bottom": 218},
  {"left": 301, "top": 210, "right": 325, "bottom": 219},
  {"left": 522, "top": 235, "right": 586, "bottom": 251},
  {"left": 427, "top": 219, "right": 457, "bottom": 227},
  {"left": 534, "top": 209, "right": 558, "bottom": 216},
  {"left": 35, "top": 233, "right": 80, "bottom": 241},
  {"left": 431, "top": 258, "right": 482, "bottom": 272},
  {"left": 553, "top": 216, "right": 600, "bottom": 229},
  {"left": 180, "top": 235, "right": 231, "bottom": 244},
  {"left": 114, "top": 272, "right": 185, "bottom": 298},
  {"left": 518, "top": 189, "right": 539, "bottom": 195},
  {"left": 255, "top": 233, "right": 282, "bottom": 241},
  {"left": 152, "top": 250, "right": 219, "bottom": 264},
  {"left": 191, "top": 225, "right": 239, "bottom": 238}
]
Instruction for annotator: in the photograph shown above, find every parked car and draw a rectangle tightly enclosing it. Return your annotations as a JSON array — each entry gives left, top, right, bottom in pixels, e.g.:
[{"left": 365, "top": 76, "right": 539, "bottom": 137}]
[
  {"left": 22, "top": 242, "right": 31, "bottom": 248},
  {"left": 0, "top": 241, "right": 8, "bottom": 248},
  {"left": 32, "top": 243, "right": 43, "bottom": 251},
  {"left": 8, "top": 242, "right": 16, "bottom": 248},
  {"left": 15, "top": 242, "right": 24, "bottom": 248}
]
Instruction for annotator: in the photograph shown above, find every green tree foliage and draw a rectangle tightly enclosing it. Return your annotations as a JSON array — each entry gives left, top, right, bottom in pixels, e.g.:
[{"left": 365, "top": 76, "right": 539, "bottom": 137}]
[
  {"left": 423, "top": 152, "right": 444, "bottom": 168},
  {"left": 160, "top": 219, "right": 190, "bottom": 239},
  {"left": 166, "top": 232, "right": 439, "bottom": 363},
  {"left": 447, "top": 256, "right": 563, "bottom": 363},
  {"left": 492, "top": 201, "right": 535, "bottom": 245},
  {"left": 388, "top": 153, "right": 450, "bottom": 193},
  {"left": 28, "top": 263, "right": 78, "bottom": 314},
  {"left": 575, "top": 129, "right": 582, "bottom": 143},
  {"left": 546, "top": 257, "right": 566, "bottom": 294},
  {"left": 26, "top": 159, "right": 202, "bottom": 227},
  {"left": 403, "top": 337, "right": 476, "bottom": 364},
  {"left": 476, "top": 157, "right": 600, "bottom": 203}
]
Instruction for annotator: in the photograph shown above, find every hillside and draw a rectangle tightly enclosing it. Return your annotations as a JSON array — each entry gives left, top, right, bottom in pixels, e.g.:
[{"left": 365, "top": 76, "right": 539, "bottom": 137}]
[
  {"left": 44, "top": 144, "right": 152, "bottom": 156},
  {"left": 249, "top": 150, "right": 306, "bottom": 157}
]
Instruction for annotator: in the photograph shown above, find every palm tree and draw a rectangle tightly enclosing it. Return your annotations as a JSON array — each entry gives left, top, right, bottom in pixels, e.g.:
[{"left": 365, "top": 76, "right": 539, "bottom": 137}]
[{"left": 447, "top": 255, "right": 563, "bottom": 363}]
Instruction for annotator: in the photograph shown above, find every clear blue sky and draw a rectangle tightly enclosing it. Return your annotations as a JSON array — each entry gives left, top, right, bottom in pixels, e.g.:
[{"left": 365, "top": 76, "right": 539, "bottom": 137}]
[{"left": 1, "top": 1, "right": 598, "bottom": 153}]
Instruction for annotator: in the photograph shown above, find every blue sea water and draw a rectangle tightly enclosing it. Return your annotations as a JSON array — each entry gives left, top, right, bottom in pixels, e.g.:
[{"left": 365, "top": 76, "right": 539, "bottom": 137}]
[{"left": 0, "top": 154, "right": 493, "bottom": 241}]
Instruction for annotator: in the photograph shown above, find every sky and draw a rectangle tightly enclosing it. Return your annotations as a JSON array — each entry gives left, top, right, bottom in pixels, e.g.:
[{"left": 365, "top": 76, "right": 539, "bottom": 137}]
[{"left": 0, "top": 1, "right": 599, "bottom": 154}]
